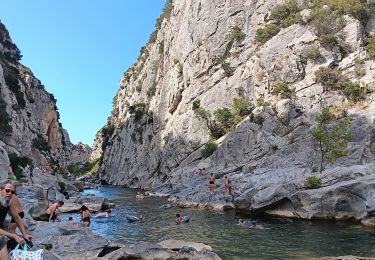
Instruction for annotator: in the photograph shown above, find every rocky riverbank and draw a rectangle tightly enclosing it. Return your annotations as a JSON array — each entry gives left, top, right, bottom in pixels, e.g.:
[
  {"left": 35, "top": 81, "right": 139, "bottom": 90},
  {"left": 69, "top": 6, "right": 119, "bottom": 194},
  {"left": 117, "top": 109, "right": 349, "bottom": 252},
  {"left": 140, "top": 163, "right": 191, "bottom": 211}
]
[
  {"left": 13, "top": 169, "right": 221, "bottom": 259},
  {"left": 28, "top": 221, "right": 221, "bottom": 259},
  {"left": 151, "top": 162, "right": 375, "bottom": 227}
]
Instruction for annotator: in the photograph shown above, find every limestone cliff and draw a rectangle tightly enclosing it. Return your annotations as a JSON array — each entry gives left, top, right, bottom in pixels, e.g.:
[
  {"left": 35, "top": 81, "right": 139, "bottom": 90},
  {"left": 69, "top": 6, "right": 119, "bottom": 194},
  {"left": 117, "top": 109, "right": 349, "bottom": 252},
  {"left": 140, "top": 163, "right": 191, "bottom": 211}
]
[
  {"left": 94, "top": 0, "right": 375, "bottom": 224},
  {"left": 0, "top": 21, "right": 90, "bottom": 179}
]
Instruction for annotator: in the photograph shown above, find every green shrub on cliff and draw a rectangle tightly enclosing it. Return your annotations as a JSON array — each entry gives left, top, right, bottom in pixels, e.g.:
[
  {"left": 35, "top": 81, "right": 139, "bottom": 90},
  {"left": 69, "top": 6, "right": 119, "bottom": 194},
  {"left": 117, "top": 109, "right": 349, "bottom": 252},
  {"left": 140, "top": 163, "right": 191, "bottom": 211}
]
[
  {"left": 313, "top": 0, "right": 368, "bottom": 19},
  {"left": 228, "top": 26, "right": 245, "bottom": 42},
  {"left": 0, "top": 96, "right": 12, "bottom": 138},
  {"left": 366, "top": 34, "right": 375, "bottom": 59},
  {"left": 305, "top": 176, "right": 322, "bottom": 189},
  {"left": 255, "top": 24, "right": 280, "bottom": 45},
  {"left": 270, "top": 0, "right": 302, "bottom": 27},
  {"left": 271, "top": 82, "right": 295, "bottom": 99},
  {"left": 32, "top": 134, "right": 49, "bottom": 152},
  {"left": 307, "top": 8, "right": 345, "bottom": 37},
  {"left": 8, "top": 153, "right": 32, "bottom": 180},
  {"left": 147, "top": 81, "right": 157, "bottom": 98},
  {"left": 311, "top": 107, "right": 351, "bottom": 172},
  {"left": 201, "top": 142, "right": 218, "bottom": 158}
]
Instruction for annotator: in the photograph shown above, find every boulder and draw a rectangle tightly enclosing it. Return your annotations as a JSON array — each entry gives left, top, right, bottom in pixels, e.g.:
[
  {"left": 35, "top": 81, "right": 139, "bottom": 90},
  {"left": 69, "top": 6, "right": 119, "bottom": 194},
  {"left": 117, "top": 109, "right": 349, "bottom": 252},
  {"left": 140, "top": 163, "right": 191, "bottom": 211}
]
[{"left": 101, "top": 241, "right": 221, "bottom": 260}]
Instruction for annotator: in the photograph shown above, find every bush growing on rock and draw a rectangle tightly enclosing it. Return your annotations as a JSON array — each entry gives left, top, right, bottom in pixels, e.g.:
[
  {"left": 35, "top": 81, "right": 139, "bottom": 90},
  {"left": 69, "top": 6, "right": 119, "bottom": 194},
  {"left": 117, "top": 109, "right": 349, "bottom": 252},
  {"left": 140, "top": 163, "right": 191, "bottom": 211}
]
[
  {"left": 314, "top": 67, "right": 370, "bottom": 102},
  {"left": 301, "top": 47, "right": 321, "bottom": 63},
  {"left": 343, "top": 83, "right": 367, "bottom": 102},
  {"left": 192, "top": 100, "right": 200, "bottom": 110},
  {"left": 228, "top": 26, "right": 245, "bottom": 42},
  {"left": 366, "top": 34, "right": 375, "bottom": 59},
  {"left": 201, "top": 142, "right": 218, "bottom": 158},
  {"left": 32, "top": 134, "right": 49, "bottom": 152},
  {"left": 270, "top": 0, "right": 302, "bottom": 27},
  {"left": 8, "top": 153, "right": 32, "bottom": 180},
  {"left": 318, "top": 34, "right": 338, "bottom": 48},
  {"left": 306, "top": 176, "right": 322, "bottom": 189},
  {"left": 314, "top": 67, "right": 344, "bottom": 90},
  {"left": 0, "top": 96, "right": 12, "bottom": 137},
  {"left": 255, "top": 24, "right": 280, "bottom": 44},
  {"left": 214, "top": 108, "right": 234, "bottom": 130},
  {"left": 307, "top": 8, "right": 345, "bottom": 37},
  {"left": 311, "top": 107, "right": 352, "bottom": 172},
  {"left": 271, "top": 82, "right": 295, "bottom": 99},
  {"left": 313, "top": 0, "right": 368, "bottom": 20},
  {"left": 232, "top": 96, "right": 254, "bottom": 118},
  {"left": 147, "top": 81, "right": 157, "bottom": 98},
  {"left": 222, "top": 62, "right": 234, "bottom": 77}
]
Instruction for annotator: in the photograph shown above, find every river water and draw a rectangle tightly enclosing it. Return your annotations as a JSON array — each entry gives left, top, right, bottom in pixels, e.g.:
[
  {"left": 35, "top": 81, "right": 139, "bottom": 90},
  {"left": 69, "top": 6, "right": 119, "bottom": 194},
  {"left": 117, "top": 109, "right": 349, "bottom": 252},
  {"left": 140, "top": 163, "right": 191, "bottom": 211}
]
[{"left": 74, "top": 186, "right": 375, "bottom": 259}]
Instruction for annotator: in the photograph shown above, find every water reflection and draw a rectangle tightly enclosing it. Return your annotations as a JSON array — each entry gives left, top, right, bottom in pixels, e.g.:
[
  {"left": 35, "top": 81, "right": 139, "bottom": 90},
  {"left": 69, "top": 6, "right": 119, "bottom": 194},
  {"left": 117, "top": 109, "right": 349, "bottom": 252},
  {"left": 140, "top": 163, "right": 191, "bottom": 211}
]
[{"left": 68, "top": 186, "right": 375, "bottom": 259}]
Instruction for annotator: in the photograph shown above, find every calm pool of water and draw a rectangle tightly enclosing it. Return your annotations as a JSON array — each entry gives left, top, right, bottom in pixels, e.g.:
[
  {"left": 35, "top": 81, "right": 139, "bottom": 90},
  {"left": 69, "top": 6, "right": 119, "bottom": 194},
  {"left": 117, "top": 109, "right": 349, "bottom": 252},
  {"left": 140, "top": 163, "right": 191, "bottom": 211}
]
[{"left": 66, "top": 186, "right": 375, "bottom": 259}]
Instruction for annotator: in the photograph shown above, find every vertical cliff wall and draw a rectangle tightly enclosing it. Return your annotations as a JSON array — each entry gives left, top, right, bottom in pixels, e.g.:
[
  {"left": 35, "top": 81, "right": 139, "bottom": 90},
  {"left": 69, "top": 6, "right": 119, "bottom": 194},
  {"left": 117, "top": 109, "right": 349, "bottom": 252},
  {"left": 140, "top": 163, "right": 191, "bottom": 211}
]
[
  {"left": 0, "top": 21, "right": 90, "bottom": 178},
  {"left": 94, "top": 0, "right": 375, "bottom": 193}
]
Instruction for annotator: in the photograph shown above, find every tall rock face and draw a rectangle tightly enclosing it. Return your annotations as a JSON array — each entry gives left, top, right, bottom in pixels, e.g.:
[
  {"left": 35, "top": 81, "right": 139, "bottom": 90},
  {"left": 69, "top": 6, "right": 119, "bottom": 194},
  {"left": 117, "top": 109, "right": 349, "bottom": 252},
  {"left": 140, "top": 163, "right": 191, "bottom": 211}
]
[
  {"left": 96, "top": 0, "right": 375, "bottom": 223},
  {"left": 0, "top": 21, "right": 90, "bottom": 176}
]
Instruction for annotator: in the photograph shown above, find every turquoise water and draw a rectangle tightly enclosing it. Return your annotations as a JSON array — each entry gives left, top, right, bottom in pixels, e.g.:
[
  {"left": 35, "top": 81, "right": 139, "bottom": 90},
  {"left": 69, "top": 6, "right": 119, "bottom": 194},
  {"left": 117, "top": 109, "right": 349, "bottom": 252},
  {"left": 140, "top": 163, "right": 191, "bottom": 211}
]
[{"left": 73, "top": 186, "right": 375, "bottom": 259}]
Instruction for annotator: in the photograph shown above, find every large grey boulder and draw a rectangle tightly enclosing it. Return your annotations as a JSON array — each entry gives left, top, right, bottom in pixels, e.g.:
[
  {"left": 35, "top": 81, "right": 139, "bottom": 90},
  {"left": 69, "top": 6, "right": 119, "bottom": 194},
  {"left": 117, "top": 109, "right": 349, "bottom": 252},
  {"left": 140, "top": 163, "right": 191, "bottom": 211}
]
[
  {"left": 101, "top": 240, "right": 221, "bottom": 260},
  {"left": 29, "top": 221, "right": 109, "bottom": 260}
]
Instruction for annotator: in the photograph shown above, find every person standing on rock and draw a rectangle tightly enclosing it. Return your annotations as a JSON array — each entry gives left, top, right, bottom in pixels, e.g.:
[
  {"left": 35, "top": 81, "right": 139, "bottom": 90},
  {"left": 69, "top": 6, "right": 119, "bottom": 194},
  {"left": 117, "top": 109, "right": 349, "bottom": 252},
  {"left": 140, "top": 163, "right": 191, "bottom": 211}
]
[
  {"left": 0, "top": 181, "right": 33, "bottom": 260},
  {"left": 29, "top": 164, "right": 34, "bottom": 179},
  {"left": 224, "top": 176, "right": 230, "bottom": 194},
  {"left": 209, "top": 173, "right": 215, "bottom": 194},
  {"left": 80, "top": 205, "right": 91, "bottom": 227}
]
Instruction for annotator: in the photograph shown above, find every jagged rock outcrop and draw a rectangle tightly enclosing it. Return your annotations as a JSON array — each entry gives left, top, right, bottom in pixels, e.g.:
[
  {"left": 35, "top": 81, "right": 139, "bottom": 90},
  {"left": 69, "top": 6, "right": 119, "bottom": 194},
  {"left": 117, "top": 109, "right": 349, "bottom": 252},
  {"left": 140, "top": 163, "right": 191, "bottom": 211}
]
[
  {"left": 0, "top": 21, "right": 90, "bottom": 177},
  {"left": 94, "top": 0, "right": 375, "bottom": 223}
]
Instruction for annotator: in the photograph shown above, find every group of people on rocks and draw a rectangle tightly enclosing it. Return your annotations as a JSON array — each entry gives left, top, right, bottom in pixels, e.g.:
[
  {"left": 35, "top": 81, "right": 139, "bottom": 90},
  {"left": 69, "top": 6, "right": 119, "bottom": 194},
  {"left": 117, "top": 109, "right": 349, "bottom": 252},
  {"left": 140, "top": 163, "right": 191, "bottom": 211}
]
[
  {"left": 204, "top": 170, "right": 241, "bottom": 201},
  {"left": 0, "top": 179, "right": 116, "bottom": 259},
  {"left": 46, "top": 200, "right": 111, "bottom": 227}
]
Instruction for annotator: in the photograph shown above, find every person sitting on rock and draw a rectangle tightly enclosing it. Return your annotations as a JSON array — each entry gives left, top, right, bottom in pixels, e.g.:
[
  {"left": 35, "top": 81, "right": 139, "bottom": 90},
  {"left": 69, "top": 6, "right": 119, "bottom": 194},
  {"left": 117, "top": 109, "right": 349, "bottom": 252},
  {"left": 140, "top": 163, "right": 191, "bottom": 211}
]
[
  {"left": 7, "top": 186, "right": 24, "bottom": 233},
  {"left": 80, "top": 205, "right": 91, "bottom": 226},
  {"left": 47, "top": 200, "right": 64, "bottom": 222},
  {"left": 0, "top": 181, "right": 33, "bottom": 259},
  {"left": 136, "top": 192, "right": 144, "bottom": 200}
]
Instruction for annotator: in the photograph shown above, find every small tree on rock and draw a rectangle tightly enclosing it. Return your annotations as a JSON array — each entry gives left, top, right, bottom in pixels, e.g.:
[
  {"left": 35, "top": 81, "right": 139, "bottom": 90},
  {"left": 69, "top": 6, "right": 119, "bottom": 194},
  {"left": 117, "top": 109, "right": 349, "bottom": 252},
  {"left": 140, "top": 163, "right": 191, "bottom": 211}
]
[{"left": 311, "top": 107, "right": 352, "bottom": 172}]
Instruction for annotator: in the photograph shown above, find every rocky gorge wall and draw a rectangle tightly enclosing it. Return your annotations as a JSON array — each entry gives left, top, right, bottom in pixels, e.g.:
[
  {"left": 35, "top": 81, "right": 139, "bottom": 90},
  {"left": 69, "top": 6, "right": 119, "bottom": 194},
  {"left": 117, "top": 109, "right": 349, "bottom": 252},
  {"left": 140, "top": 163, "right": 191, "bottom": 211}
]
[
  {"left": 94, "top": 0, "right": 375, "bottom": 224},
  {"left": 0, "top": 21, "right": 90, "bottom": 179}
]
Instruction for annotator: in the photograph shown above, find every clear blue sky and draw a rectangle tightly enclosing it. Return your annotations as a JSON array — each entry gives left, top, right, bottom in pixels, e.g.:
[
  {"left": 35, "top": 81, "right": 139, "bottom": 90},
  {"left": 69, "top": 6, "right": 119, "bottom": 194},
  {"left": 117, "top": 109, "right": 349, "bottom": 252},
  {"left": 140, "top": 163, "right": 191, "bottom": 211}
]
[{"left": 0, "top": 0, "right": 166, "bottom": 147}]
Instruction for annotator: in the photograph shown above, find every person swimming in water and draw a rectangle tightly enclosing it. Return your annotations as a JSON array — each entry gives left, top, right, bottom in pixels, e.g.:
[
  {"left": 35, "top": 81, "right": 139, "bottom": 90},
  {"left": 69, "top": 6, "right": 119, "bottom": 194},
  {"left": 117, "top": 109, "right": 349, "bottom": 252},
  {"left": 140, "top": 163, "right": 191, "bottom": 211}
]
[
  {"left": 136, "top": 192, "right": 144, "bottom": 200},
  {"left": 237, "top": 218, "right": 245, "bottom": 225},
  {"left": 176, "top": 214, "right": 184, "bottom": 223},
  {"left": 67, "top": 217, "right": 74, "bottom": 224},
  {"left": 250, "top": 221, "right": 264, "bottom": 229},
  {"left": 95, "top": 209, "right": 111, "bottom": 218}
]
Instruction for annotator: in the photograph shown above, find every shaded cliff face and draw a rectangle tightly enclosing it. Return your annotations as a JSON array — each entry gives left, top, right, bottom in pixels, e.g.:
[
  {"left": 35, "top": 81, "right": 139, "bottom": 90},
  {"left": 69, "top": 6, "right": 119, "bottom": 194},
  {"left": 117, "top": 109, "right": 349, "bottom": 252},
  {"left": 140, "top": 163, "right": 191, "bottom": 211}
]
[
  {"left": 0, "top": 21, "right": 90, "bottom": 177},
  {"left": 95, "top": 0, "right": 375, "bottom": 194}
]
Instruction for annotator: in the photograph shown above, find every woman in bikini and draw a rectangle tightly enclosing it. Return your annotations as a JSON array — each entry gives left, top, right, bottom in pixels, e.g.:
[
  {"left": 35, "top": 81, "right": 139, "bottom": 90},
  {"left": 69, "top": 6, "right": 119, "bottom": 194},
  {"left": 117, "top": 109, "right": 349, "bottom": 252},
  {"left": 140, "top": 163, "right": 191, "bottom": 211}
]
[
  {"left": 80, "top": 205, "right": 91, "bottom": 227},
  {"left": 209, "top": 173, "right": 215, "bottom": 193}
]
